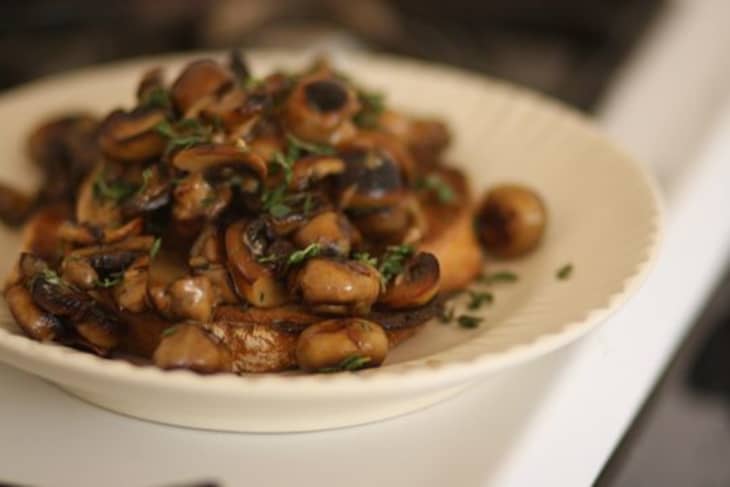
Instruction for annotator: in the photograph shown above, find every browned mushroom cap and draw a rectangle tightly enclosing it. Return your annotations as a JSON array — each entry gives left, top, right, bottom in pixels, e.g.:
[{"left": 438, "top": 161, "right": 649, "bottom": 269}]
[
  {"left": 98, "top": 107, "right": 167, "bottom": 161},
  {"left": 61, "top": 256, "right": 98, "bottom": 290},
  {"left": 335, "top": 136, "right": 413, "bottom": 210},
  {"left": 172, "top": 172, "right": 232, "bottom": 224},
  {"left": 171, "top": 144, "right": 267, "bottom": 183},
  {"left": 349, "top": 196, "right": 426, "bottom": 244},
  {"left": 205, "top": 304, "right": 323, "bottom": 372},
  {"left": 283, "top": 74, "right": 360, "bottom": 144},
  {"left": 68, "top": 235, "right": 155, "bottom": 277},
  {"left": 288, "top": 155, "right": 345, "bottom": 191},
  {"left": 224, "top": 219, "right": 288, "bottom": 307},
  {"left": 170, "top": 60, "right": 235, "bottom": 116},
  {"left": 19, "top": 204, "right": 70, "bottom": 265},
  {"left": 292, "top": 258, "right": 381, "bottom": 315},
  {"left": 58, "top": 217, "right": 145, "bottom": 246},
  {"left": 153, "top": 323, "right": 233, "bottom": 374},
  {"left": 73, "top": 305, "right": 123, "bottom": 355},
  {"left": 293, "top": 211, "right": 357, "bottom": 256},
  {"left": 136, "top": 67, "right": 166, "bottom": 102},
  {"left": 379, "top": 252, "right": 440, "bottom": 309},
  {"left": 4, "top": 284, "right": 65, "bottom": 341},
  {"left": 0, "top": 183, "right": 34, "bottom": 227},
  {"left": 338, "top": 131, "right": 416, "bottom": 185},
  {"left": 295, "top": 318, "right": 388, "bottom": 372},
  {"left": 378, "top": 110, "right": 451, "bottom": 167},
  {"left": 149, "top": 275, "right": 217, "bottom": 322},
  {"left": 74, "top": 164, "right": 123, "bottom": 227},
  {"left": 121, "top": 165, "right": 172, "bottom": 217},
  {"left": 112, "top": 256, "right": 150, "bottom": 313},
  {"left": 201, "top": 89, "right": 268, "bottom": 139},
  {"left": 27, "top": 113, "right": 99, "bottom": 202},
  {"left": 475, "top": 184, "right": 547, "bottom": 259}
]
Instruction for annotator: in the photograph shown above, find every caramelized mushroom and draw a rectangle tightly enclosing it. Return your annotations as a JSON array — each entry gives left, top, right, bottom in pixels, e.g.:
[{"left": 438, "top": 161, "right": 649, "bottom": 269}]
[
  {"left": 121, "top": 165, "right": 172, "bottom": 217},
  {"left": 378, "top": 109, "right": 450, "bottom": 167},
  {"left": 98, "top": 107, "right": 167, "bottom": 161},
  {"left": 0, "top": 184, "right": 34, "bottom": 227},
  {"left": 295, "top": 318, "right": 388, "bottom": 372},
  {"left": 112, "top": 256, "right": 150, "bottom": 313},
  {"left": 293, "top": 211, "right": 356, "bottom": 256},
  {"left": 224, "top": 219, "right": 288, "bottom": 307},
  {"left": 4, "top": 284, "right": 64, "bottom": 341},
  {"left": 292, "top": 258, "right": 381, "bottom": 315},
  {"left": 283, "top": 74, "right": 360, "bottom": 144},
  {"left": 136, "top": 67, "right": 166, "bottom": 102},
  {"left": 288, "top": 155, "right": 345, "bottom": 191},
  {"left": 171, "top": 144, "right": 267, "bottom": 182},
  {"left": 475, "top": 184, "right": 547, "bottom": 258},
  {"left": 170, "top": 60, "right": 235, "bottom": 117},
  {"left": 379, "top": 252, "right": 440, "bottom": 309},
  {"left": 61, "top": 256, "right": 98, "bottom": 290},
  {"left": 173, "top": 172, "right": 232, "bottom": 223},
  {"left": 150, "top": 275, "right": 217, "bottom": 322},
  {"left": 153, "top": 323, "right": 233, "bottom": 374},
  {"left": 59, "top": 218, "right": 145, "bottom": 246}
]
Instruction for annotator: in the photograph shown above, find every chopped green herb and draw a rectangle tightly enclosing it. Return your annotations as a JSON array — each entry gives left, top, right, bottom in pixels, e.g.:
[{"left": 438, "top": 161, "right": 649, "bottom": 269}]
[
  {"left": 439, "top": 306, "right": 455, "bottom": 324},
  {"left": 319, "top": 355, "right": 372, "bottom": 373},
  {"left": 457, "top": 315, "right": 483, "bottom": 329},
  {"left": 467, "top": 291, "right": 493, "bottom": 310},
  {"left": 161, "top": 326, "right": 178, "bottom": 337},
  {"left": 270, "top": 151, "right": 294, "bottom": 184},
  {"left": 302, "top": 193, "right": 313, "bottom": 216},
  {"left": 378, "top": 244, "right": 414, "bottom": 285},
  {"left": 149, "top": 238, "right": 162, "bottom": 259},
  {"left": 141, "top": 86, "right": 171, "bottom": 110},
  {"left": 353, "top": 252, "right": 378, "bottom": 268},
  {"left": 268, "top": 202, "right": 292, "bottom": 218},
  {"left": 287, "top": 244, "right": 321, "bottom": 267},
  {"left": 154, "top": 119, "right": 211, "bottom": 154},
  {"left": 40, "top": 268, "right": 61, "bottom": 286},
  {"left": 417, "top": 174, "right": 456, "bottom": 203},
  {"left": 93, "top": 170, "right": 138, "bottom": 203},
  {"left": 556, "top": 263, "right": 574, "bottom": 280},
  {"left": 478, "top": 271, "right": 519, "bottom": 284},
  {"left": 286, "top": 133, "right": 334, "bottom": 156},
  {"left": 354, "top": 89, "right": 385, "bottom": 128},
  {"left": 94, "top": 272, "right": 123, "bottom": 288},
  {"left": 201, "top": 193, "right": 218, "bottom": 208}
]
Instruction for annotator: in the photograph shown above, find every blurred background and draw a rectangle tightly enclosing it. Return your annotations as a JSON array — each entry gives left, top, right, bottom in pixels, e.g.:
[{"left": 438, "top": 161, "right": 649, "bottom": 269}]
[{"left": 1, "top": 1, "right": 730, "bottom": 486}]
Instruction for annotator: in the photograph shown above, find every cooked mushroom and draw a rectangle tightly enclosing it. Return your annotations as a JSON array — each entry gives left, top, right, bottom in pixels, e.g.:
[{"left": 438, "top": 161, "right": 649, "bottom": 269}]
[
  {"left": 98, "top": 107, "right": 167, "bottom": 161},
  {"left": 0, "top": 184, "right": 34, "bottom": 227},
  {"left": 283, "top": 74, "right": 360, "bottom": 144},
  {"left": 19, "top": 205, "right": 70, "bottom": 264},
  {"left": 59, "top": 217, "right": 145, "bottom": 246},
  {"left": 170, "top": 60, "right": 235, "bottom": 117},
  {"left": 292, "top": 258, "right": 381, "bottom": 315},
  {"left": 136, "top": 67, "right": 166, "bottom": 103},
  {"left": 61, "top": 256, "right": 98, "bottom": 290},
  {"left": 475, "top": 184, "right": 547, "bottom": 258},
  {"left": 149, "top": 275, "right": 217, "bottom": 322},
  {"left": 224, "top": 219, "right": 288, "bottom": 307},
  {"left": 188, "top": 226, "right": 239, "bottom": 304},
  {"left": 4, "top": 284, "right": 64, "bottom": 341},
  {"left": 111, "top": 256, "right": 150, "bottom": 313},
  {"left": 295, "top": 318, "right": 388, "bottom": 372},
  {"left": 288, "top": 155, "right": 345, "bottom": 191},
  {"left": 121, "top": 165, "right": 172, "bottom": 217},
  {"left": 379, "top": 252, "right": 440, "bottom": 309},
  {"left": 74, "top": 164, "right": 123, "bottom": 227},
  {"left": 335, "top": 141, "right": 409, "bottom": 210},
  {"left": 338, "top": 131, "right": 415, "bottom": 185},
  {"left": 153, "top": 323, "right": 233, "bottom": 374},
  {"left": 205, "top": 305, "right": 322, "bottom": 372},
  {"left": 293, "top": 211, "right": 356, "bottom": 256},
  {"left": 378, "top": 109, "right": 450, "bottom": 167},
  {"left": 171, "top": 144, "right": 267, "bottom": 183},
  {"left": 173, "top": 172, "right": 232, "bottom": 224},
  {"left": 67, "top": 235, "right": 155, "bottom": 277}
]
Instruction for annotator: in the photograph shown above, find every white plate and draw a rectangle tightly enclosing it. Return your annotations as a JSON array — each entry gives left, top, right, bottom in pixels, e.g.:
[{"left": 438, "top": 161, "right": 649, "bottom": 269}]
[{"left": 0, "top": 50, "right": 662, "bottom": 432}]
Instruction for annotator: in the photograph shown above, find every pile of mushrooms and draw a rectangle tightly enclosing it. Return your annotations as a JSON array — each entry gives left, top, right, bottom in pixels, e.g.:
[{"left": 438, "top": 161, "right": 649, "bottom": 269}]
[{"left": 3, "top": 51, "right": 471, "bottom": 375}]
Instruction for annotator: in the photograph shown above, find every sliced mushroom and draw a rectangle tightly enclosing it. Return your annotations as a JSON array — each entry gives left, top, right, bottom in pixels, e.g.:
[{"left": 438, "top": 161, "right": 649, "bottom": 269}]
[
  {"left": 378, "top": 109, "right": 450, "bottom": 167},
  {"left": 475, "top": 184, "right": 547, "bottom": 258},
  {"left": 338, "top": 131, "right": 415, "bottom": 185},
  {"left": 68, "top": 235, "right": 155, "bottom": 277},
  {"left": 20, "top": 204, "right": 70, "bottom": 264},
  {"left": 283, "top": 74, "right": 360, "bottom": 144},
  {"left": 292, "top": 258, "right": 381, "bottom": 315},
  {"left": 288, "top": 155, "right": 345, "bottom": 191},
  {"left": 112, "top": 256, "right": 150, "bottom": 313},
  {"left": 136, "top": 67, "right": 166, "bottom": 102},
  {"left": 224, "top": 219, "right": 288, "bottom": 307},
  {"left": 170, "top": 60, "right": 235, "bottom": 117},
  {"left": 73, "top": 305, "right": 123, "bottom": 355},
  {"left": 379, "top": 252, "right": 440, "bottom": 309},
  {"left": 149, "top": 275, "right": 217, "bottom": 322},
  {"left": 74, "top": 163, "right": 123, "bottom": 227},
  {"left": 4, "top": 284, "right": 65, "bottom": 341},
  {"left": 98, "top": 107, "right": 167, "bottom": 161},
  {"left": 0, "top": 183, "right": 34, "bottom": 227},
  {"left": 205, "top": 305, "right": 322, "bottom": 373},
  {"left": 153, "top": 323, "right": 233, "bottom": 374},
  {"left": 172, "top": 172, "right": 232, "bottom": 224},
  {"left": 61, "top": 256, "right": 98, "bottom": 290},
  {"left": 171, "top": 143, "right": 267, "bottom": 182},
  {"left": 295, "top": 318, "right": 388, "bottom": 372},
  {"left": 293, "top": 211, "right": 356, "bottom": 256},
  {"left": 58, "top": 217, "right": 144, "bottom": 246},
  {"left": 121, "top": 165, "right": 172, "bottom": 217},
  {"left": 335, "top": 141, "right": 409, "bottom": 210}
]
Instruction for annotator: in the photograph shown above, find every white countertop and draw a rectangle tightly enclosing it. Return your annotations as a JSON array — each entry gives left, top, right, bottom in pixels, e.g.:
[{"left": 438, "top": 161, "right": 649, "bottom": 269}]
[{"left": 3, "top": 2, "right": 730, "bottom": 486}]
